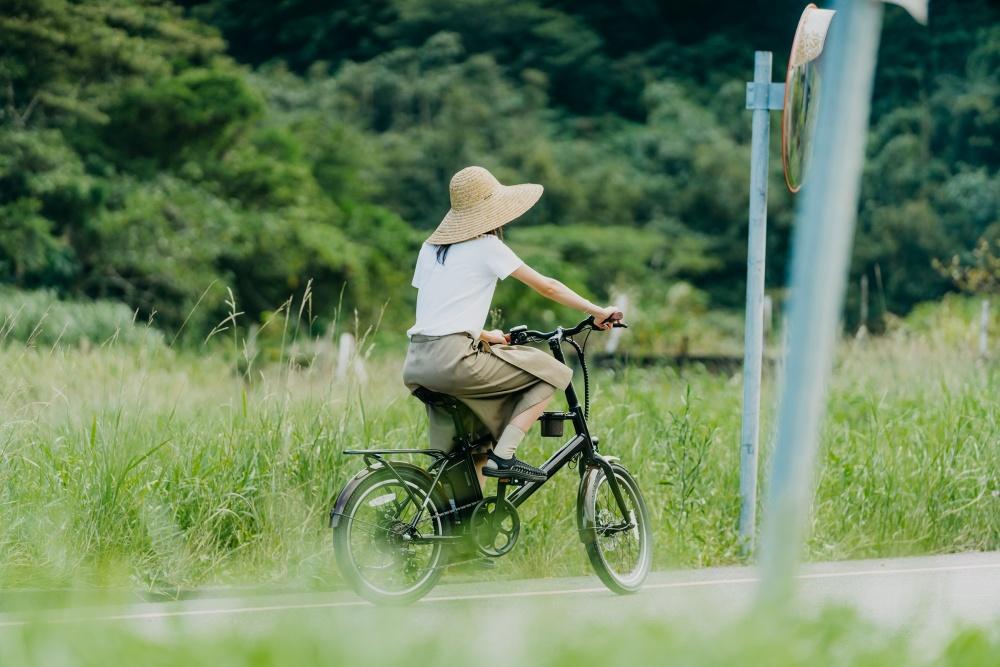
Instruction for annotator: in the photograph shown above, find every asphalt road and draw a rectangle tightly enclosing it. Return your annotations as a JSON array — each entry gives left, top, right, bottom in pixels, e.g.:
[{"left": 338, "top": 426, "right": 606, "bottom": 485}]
[{"left": 2, "top": 551, "right": 998, "bottom": 643}]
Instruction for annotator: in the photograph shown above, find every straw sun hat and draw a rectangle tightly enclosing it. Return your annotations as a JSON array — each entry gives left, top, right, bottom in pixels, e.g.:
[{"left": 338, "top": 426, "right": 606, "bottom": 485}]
[{"left": 426, "top": 166, "right": 543, "bottom": 245}]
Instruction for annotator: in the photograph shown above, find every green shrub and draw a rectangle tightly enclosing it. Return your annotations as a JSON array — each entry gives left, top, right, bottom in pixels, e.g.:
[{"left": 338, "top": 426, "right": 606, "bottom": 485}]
[
  {"left": 899, "top": 293, "right": 999, "bottom": 347},
  {"left": 0, "top": 288, "right": 163, "bottom": 348}
]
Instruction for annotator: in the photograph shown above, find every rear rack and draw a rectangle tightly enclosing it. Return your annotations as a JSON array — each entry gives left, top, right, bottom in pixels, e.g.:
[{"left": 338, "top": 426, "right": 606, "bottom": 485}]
[
  {"left": 344, "top": 448, "right": 448, "bottom": 457},
  {"left": 344, "top": 448, "right": 450, "bottom": 468}
]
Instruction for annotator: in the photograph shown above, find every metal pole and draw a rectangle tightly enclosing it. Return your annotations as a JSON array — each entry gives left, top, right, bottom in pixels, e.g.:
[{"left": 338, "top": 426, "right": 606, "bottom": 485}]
[
  {"left": 758, "top": 0, "right": 884, "bottom": 601},
  {"left": 737, "top": 51, "right": 774, "bottom": 554}
]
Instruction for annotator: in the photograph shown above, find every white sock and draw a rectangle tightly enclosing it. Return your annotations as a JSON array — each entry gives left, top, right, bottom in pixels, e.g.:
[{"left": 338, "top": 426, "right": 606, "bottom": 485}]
[{"left": 492, "top": 425, "right": 526, "bottom": 460}]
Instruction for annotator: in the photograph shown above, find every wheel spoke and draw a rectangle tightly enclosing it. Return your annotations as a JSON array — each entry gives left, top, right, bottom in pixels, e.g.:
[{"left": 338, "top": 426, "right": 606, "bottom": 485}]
[
  {"left": 341, "top": 513, "right": 396, "bottom": 535},
  {"left": 343, "top": 476, "right": 443, "bottom": 597},
  {"left": 591, "top": 471, "right": 646, "bottom": 583}
]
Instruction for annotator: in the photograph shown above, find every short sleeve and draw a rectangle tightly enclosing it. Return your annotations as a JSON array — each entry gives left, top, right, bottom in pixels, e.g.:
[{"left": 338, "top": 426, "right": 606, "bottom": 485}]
[
  {"left": 484, "top": 237, "right": 524, "bottom": 280},
  {"left": 411, "top": 243, "right": 434, "bottom": 288}
]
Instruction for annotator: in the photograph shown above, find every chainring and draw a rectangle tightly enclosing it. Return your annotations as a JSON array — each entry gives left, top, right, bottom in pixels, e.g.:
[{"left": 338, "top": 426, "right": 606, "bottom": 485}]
[{"left": 470, "top": 496, "right": 520, "bottom": 557}]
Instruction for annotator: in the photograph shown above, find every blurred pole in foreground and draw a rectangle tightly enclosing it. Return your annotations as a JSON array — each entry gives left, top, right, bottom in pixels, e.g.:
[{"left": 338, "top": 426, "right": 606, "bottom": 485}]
[
  {"left": 737, "top": 51, "right": 780, "bottom": 554},
  {"left": 757, "top": 0, "right": 884, "bottom": 601}
]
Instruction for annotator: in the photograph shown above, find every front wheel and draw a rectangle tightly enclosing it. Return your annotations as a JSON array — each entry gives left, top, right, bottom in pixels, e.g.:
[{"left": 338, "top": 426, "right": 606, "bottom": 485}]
[{"left": 578, "top": 462, "right": 652, "bottom": 594}]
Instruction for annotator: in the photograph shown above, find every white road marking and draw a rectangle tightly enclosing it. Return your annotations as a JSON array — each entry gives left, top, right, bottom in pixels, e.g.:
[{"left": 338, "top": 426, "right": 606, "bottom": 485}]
[
  {"left": 1, "top": 559, "right": 997, "bottom": 627},
  {"left": 797, "top": 562, "right": 1000, "bottom": 581},
  {"left": 427, "top": 561, "right": 1000, "bottom": 602},
  {"left": 0, "top": 600, "right": 371, "bottom": 628}
]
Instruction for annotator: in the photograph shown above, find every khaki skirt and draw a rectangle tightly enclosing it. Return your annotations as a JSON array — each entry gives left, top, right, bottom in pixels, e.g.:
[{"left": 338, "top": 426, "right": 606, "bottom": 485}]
[{"left": 403, "top": 333, "right": 573, "bottom": 451}]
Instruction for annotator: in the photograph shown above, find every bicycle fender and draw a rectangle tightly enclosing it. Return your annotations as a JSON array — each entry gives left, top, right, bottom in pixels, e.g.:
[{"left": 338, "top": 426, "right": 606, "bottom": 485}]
[
  {"left": 330, "top": 466, "right": 377, "bottom": 528},
  {"left": 328, "top": 461, "right": 438, "bottom": 529}
]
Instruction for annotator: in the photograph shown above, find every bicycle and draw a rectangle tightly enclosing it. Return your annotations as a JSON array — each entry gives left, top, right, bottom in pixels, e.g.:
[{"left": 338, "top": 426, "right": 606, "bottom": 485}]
[{"left": 330, "top": 315, "right": 652, "bottom": 604}]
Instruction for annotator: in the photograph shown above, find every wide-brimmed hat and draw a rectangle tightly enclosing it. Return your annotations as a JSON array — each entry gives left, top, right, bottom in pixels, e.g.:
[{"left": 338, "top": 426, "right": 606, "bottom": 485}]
[{"left": 426, "top": 166, "right": 543, "bottom": 245}]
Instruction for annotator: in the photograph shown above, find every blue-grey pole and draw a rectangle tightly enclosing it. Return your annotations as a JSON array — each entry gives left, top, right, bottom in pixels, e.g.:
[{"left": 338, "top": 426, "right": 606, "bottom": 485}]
[
  {"left": 758, "top": 0, "right": 885, "bottom": 601},
  {"left": 737, "top": 51, "right": 774, "bottom": 554}
]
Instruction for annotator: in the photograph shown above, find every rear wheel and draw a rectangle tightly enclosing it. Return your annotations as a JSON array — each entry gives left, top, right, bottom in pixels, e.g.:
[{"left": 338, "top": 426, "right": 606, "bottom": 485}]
[
  {"left": 578, "top": 463, "right": 652, "bottom": 594},
  {"left": 333, "top": 466, "right": 448, "bottom": 605}
]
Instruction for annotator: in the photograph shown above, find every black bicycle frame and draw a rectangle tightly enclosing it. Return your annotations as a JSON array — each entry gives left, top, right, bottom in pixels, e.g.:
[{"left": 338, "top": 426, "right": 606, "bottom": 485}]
[
  {"left": 505, "top": 329, "right": 631, "bottom": 518},
  {"left": 342, "top": 322, "right": 634, "bottom": 529}
]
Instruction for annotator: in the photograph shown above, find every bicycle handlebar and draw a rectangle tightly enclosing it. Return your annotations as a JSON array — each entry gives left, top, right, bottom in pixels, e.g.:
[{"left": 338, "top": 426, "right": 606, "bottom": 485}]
[{"left": 507, "top": 315, "right": 627, "bottom": 345}]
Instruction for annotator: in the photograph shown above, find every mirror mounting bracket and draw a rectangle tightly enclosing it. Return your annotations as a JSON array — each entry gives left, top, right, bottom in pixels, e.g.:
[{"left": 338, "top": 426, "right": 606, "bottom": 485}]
[{"left": 745, "top": 82, "right": 785, "bottom": 111}]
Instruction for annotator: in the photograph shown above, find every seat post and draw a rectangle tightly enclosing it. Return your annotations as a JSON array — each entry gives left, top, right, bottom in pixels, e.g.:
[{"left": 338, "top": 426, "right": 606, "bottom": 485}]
[{"left": 412, "top": 386, "right": 492, "bottom": 452}]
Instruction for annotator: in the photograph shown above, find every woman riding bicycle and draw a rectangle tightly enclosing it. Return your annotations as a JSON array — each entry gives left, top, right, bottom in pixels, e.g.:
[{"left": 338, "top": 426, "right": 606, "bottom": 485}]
[{"left": 404, "top": 166, "right": 621, "bottom": 484}]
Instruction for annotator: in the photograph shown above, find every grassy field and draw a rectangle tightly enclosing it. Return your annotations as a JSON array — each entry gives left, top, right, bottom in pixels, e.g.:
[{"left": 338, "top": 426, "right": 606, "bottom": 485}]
[{"left": 0, "top": 296, "right": 996, "bottom": 598}]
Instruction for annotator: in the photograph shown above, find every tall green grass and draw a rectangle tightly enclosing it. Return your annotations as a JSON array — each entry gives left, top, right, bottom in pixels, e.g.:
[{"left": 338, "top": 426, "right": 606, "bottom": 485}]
[{"left": 0, "top": 299, "right": 996, "bottom": 593}]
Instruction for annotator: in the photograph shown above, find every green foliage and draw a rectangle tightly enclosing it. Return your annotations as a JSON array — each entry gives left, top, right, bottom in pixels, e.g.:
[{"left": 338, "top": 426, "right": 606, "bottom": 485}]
[
  {"left": 0, "top": 0, "right": 997, "bottom": 340},
  {"left": 0, "top": 130, "right": 94, "bottom": 285},
  {"left": 0, "top": 0, "right": 223, "bottom": 127},
  {"left": 897, "top": 293, "right": 999, "bottom": 347},
  {"left": 106, "top": 68, "right": 263, "bottom": 169},
  {"left": 84, "top": 176, "right": 243, "bottom": 326},
  {"left": 936, "top": 238, "right": 1000, "bottom": 295},
  {"left": 0, "top": 287, "right": 162, "bottom": 347},
  {"left": 0, "top": 1, "right": 420, "bottom": 337},
  {"left": 848, "top": 11, "right": 1000, "bottom": 325}
]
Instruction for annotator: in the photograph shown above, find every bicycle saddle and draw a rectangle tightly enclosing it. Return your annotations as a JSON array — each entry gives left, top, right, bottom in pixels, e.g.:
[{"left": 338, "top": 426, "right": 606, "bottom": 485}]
[
  {"left": 411, "top": 386, "right": 492, "bottom": 450},
  {"left": 411, "top": 386, "right": 462, "bottom": 410}
]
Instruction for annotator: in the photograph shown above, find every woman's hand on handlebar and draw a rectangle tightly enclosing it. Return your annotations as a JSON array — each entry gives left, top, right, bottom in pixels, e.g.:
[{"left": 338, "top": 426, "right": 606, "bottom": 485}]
[
  {"left": 589, "top": 305, "right": 624, "bottom": 330},
  {"left": 480, "top": 329, "right": 510, "bottom": 345}
]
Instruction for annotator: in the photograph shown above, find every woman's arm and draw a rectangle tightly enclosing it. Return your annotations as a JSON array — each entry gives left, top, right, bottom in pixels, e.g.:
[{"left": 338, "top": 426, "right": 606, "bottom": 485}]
[{"left": 510, "top": 264, "right": 620, "bottom": 328}]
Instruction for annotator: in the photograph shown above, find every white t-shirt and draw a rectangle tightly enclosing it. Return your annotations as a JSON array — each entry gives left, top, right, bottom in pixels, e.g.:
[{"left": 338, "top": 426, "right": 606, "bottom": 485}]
[{"left": 407, "top": 235, "right": 524, "bottom": 339}]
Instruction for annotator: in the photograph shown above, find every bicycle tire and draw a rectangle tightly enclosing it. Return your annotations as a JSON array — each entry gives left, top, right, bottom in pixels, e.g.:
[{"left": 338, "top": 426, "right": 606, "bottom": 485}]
[
  {"left": 577, "top": 462, "right": 652, "bottom": 594},
  {"left": 333, "top": 465, "right": 450, "bottom": 605}
]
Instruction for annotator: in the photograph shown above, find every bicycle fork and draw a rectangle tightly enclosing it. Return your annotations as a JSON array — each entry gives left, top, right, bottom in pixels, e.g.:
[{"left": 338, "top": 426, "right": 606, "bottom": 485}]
[{"left": 593, "top": 456, "right": 634, "bottom": 527}]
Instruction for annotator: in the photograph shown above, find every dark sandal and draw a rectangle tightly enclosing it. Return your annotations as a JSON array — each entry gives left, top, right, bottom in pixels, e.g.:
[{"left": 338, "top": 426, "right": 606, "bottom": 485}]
[{"left": 482, "top": 452, "right": 547, "bottom": 483}]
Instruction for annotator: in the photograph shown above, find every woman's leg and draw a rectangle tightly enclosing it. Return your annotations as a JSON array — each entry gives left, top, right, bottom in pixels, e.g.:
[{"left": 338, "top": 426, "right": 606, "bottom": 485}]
[
  {"left": 474, "top": 393, "right": 554, "bottom": 487},
  {"left": 509, "top": 394, "right": 553, "bottom": 432}
]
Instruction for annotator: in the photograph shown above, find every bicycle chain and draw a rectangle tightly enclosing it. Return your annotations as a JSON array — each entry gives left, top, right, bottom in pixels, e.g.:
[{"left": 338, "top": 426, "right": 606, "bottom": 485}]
[
  {"left": 331, "top": 493, "right": 505, "bottom": 532},
  {"left": 429, "top": 497, "right": 488, "bottom": 522}
]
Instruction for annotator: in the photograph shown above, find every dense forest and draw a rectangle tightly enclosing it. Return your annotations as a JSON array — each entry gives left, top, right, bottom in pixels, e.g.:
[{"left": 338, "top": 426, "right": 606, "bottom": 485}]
[{"left": 0, "top": 0, "right": 997, "bottom": 341}]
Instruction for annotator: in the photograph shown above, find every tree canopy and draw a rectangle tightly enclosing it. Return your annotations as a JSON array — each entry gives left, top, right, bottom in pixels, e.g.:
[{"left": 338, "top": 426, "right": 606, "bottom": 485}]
[{"left": 1, "top": 0, "right": 996, "bottom": 339}]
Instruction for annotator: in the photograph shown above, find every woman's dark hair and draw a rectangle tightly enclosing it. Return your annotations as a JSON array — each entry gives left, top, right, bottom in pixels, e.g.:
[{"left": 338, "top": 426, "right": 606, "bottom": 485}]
[
  {"left": 434, "top": 227, "right": 503, "bottom": 264},
  {"left": 434, "top": 244, "right": 450, "bottom": 264}
]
